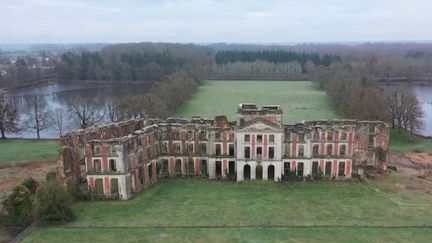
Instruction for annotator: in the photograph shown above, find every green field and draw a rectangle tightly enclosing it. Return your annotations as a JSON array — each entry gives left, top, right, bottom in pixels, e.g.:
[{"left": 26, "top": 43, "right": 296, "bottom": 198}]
[
  {"left": 178, "top": 80, "right": 340, "bottom": 124},
  {"left": 14, "top": 80, "right": 432, "bottom": 241},
  {"left": 389, "top": 129, "right": 432, "bottom": 153},
  {"left": 25, "top": 176, "right": 432, "bottom": 242},
  {"left": 0, "top": 139, "right": 58, "bottom": 164}
]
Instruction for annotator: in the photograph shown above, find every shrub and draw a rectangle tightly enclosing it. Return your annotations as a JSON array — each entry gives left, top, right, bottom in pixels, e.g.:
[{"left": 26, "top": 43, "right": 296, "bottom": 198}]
[
  {"left": 21, "top": 178, "right": 38, "bottom": 194},
  {"left": 313, "top": 170, "right": 324, "bottom": 181},
  {"left": 67, "top": 184, "right": 91, "bottom": 201},
  {"left": 45, "top": 172, "right": 57, "bottom": 182},
  {"left": 287, "top": 171, "right": 299, "bottom": 181},
  {"left": 36, "top": 181, "right": 75, "bottom": 222},
  {"left": 2, "top": 185, "right": 33, "bottom": 226}
]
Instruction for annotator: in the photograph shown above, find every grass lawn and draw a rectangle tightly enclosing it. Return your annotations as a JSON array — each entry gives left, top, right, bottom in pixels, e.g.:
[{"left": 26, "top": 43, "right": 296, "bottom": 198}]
[
  {"left": 389, "top": 129, "right": 432, "bottom": 153},
  {"left": 25, "top": 175, "right": 432, "bottom": 242},
  {"left": 23, "top": 227, "right": 432, "bottom": 243},
  {"left": 178, "top": 80, "right": 340, "bottom": 124},
  {"left": 0, "top": 139, "right": 58, "bottom": 164}
]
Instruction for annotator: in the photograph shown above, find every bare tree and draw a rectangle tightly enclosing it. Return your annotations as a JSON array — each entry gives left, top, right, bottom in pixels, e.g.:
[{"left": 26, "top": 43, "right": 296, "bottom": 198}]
[
  {"left": 25, "top": 95, "right": 52, "bottom": 139},
  {"left": 52, "top": 107, "right": 69, "bottom": 135},
  {"left": 0, "top": 95, "right": 20, "bottom": 139},
  {"left": 386, "top": 87, "right": 423, "bottom": 134},
  {"left": 106, "top": 101, "right": 119, "bottom": 123},
  {"left": 70, "top": 99, "right": 105, "bottom": 129}
]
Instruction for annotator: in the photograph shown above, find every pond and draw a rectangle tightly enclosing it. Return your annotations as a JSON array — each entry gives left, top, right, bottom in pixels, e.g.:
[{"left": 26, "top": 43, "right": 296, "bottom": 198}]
[
  {"left": 412, "top": 85, "right": 432, "bottom": 137},
  {"left": 4, "top": 82, "right": 153, "bottom": 138}
]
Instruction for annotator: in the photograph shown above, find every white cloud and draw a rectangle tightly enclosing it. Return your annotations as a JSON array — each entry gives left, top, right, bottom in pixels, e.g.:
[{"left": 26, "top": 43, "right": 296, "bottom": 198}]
[{"left": 0, "top": 0, "right": 431, "bottom": 43}]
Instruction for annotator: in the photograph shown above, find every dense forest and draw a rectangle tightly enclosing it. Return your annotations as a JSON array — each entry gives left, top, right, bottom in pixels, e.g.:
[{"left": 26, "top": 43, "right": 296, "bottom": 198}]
[
  {"left": 55, "top": 43, "right": 213, "bottom": 81},
  {"left": 215, "top": 50, "right": 340, "bottom": 66}
]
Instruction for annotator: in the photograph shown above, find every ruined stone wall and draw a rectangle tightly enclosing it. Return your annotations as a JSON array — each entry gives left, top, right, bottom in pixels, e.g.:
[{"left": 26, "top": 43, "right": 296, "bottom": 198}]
[
  {"left": 57, "top": 118, "right": 149, "bottom": 186},
  {"left": 58, "top": 115, "right": 389, "bottom": 187}
]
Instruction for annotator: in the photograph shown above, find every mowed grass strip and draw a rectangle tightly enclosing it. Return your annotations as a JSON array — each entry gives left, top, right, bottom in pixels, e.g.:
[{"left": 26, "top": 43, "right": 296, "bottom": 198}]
[
  {"left": 0, "top": 139, "right": 58, "bottom": 164},
  {"left": 24, "top": 227, "right": 432, "bottom": 243},
  {"left": 61, "top": 178, "right": 432, "bottom": 228},
  {"left": 178, "top": 80, "right": 340, "bottom": 124}
]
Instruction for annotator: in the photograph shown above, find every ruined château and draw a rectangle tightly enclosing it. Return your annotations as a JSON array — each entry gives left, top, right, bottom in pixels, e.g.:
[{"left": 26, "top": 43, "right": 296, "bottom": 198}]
[{"left": 58, "top": 104, "right": 389, "bottom": 200}]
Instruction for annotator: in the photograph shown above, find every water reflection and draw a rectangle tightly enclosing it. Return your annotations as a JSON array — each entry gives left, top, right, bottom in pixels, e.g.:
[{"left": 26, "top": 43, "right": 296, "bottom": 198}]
[
  {"left": 411, "top": 85, "right": 432, "bottom": 137},
  {"left": 4, "top": 83, "right": 153, "bottom": 138}
]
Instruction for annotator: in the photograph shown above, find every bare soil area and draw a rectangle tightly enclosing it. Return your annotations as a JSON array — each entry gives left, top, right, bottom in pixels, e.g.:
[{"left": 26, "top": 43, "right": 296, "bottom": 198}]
[
  {"left": 0, "top": 160, "right": 57, "bottom": 196},
  {"left": 387, "top": 152, "right": 432, "bottom": 194}
]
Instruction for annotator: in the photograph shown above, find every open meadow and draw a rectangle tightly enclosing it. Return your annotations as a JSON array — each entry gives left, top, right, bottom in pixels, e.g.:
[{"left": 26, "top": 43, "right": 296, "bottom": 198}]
[
  {"left": 178, "top": 80, "right": 340, "bottom": 124},
  {"left": 0, "top": 139, "right": 58, "bottom": 164},
  {"left": 25, "top": 175, "right": 432, "bottom": 242}
]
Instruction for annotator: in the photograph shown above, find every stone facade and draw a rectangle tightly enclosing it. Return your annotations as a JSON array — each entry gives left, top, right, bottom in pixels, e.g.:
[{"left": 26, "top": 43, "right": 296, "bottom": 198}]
[{"left": 58, "top": 104, "right": 389, "bottom": 200}]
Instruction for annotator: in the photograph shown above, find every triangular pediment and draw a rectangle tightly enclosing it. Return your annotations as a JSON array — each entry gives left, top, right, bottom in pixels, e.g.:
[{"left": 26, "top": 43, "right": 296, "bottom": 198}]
[{"left": 237, "top": 118, "right": 282, "bottom": 132}]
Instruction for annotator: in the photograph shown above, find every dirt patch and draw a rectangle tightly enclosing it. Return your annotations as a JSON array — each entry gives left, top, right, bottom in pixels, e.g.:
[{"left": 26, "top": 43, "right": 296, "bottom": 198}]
[
  {"left": 0, "top": 160, "right": 57, "bottom": 196},
  {"left": 404, "top": 152, "right": 432, "bottom": 168},
  {"left": 386, "top": 153, "right": 432, "bottom": 195}
]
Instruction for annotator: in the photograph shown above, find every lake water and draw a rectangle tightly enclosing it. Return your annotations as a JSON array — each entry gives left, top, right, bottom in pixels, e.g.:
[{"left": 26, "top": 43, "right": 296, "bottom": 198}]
[
  {"left": 4, "top": 82, "right": 153, "bottom": 138},
  {"left": 412, "top": 85, "right": 432, "bottom": 137},
  {"left": 4, "top": 82, "right": 432, "bottom": 138}
]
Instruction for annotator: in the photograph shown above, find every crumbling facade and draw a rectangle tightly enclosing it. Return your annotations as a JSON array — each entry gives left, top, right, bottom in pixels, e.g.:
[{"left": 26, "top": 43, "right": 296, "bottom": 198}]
[{"left": 58, "top": 104, "right": 389, "bottom": 200}]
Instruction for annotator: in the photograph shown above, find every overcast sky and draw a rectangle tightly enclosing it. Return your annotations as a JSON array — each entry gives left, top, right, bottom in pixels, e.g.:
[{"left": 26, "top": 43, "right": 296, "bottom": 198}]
[{"left": 1, "top": 0, "right": 432, "bottom": 44}]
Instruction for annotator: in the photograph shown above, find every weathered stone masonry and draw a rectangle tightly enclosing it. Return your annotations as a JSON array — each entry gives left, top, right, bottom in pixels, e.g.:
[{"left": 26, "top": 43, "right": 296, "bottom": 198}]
[{"left": 58, "top": 104, "right": 389, "bottom": 200}]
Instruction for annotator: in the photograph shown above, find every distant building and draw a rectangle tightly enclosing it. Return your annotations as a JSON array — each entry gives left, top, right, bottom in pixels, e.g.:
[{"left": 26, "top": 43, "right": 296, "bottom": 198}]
[{"left": 58, "top": 104, "right": 389, "bottom": 200}]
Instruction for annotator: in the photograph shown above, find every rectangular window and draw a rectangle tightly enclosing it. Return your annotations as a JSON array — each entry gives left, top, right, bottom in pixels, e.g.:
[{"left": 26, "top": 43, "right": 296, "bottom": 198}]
[
  {"left": 285, "top": 132, "right": 291, "bottom": 142},
  {"left": 95, "top": 178, "right": 104, "bottom": 195},
  {"left": 298, "top": 134, "right": 305, "bottom": 142},
  {"left": 147, "top": 147, "right": 151, "bottom": 159},
  {"left": 257, "top": 146, "right": 262, "bottom": 156},
  {"left": 284, "top": 162, "right": 290, "bottom": 174},
  {"left": 269, "top": 135, "right": 275, "bottom": 142},
  {"left": 338, "top": 162, "right": 346, "bottom": 176},
  {"left": 229, "top": 144, "right": 235, "bottom": 156},
  {"left": 341, "top": 132, "right": 347, "bottom": 140},
  {"left": 200, "top": 131, "right": 207, "bottom": 139},
  {"left": 327, "top": 133, "right": 333, "bottom": 141},
  {"left": 174, "top": 142, "right": 181, "bottom": 154},
  {"left": 215, "top": 132, "right": 221, "bottom": 140},
  {"left": 285, "top": 144, "right": 290, "bottom": 157},
  {"left": 313, "top": 145, "right": 319, "bottom": 156},
  {"left": 297, "top": 162, "right": 304, "bottom": 176},
  {"left": 369, "top": 135, "right": 375, "bottom": 147},
  {"left": 244, "top": 134, "right": 250, "bottom": 142},
  {"left": 340, "top": 145, "right": 346, "bottom": 156},
  {"left": 188, "top": 143, "right": 194, "bottom": 155},
  {"left": 139, "top": 166, "right": 144, "bottom": 184},
  {"left": 257, "top": 135, "right": 263, "bottom": 143},
  {"left": 244, "top": 146, "right": 250, "bottom": 159},
  {"left": 94, "top": 159, "right": 102, "bottom": 172},
  {"left": 269, "top": 147, "right": 275, "bottom": 159},
  {"left": 109, "top": 159, "right": 117, "bottom": 172},
  {"left": 162, "top": 142, "right": 168, "bottom": 153},
  {"left": 312, "top": 161, "right": 319, "bottom": 175},
  {"left": 201, "top": 143, "right": 207, "bottom": 155},
  {"left": 110, "top": 178, "right": 119, "bottom": 194},
  {"left": 298, "top": 145, "right": 304, "bottom": 158},
  {"left": 215, "top": 144, "right": 221, "bottom": 156},
  {"left": 325, "top": 161, "right": 332, "bottom": 176},
  {"left": 327, "top": 144, "right": 333, "bottom": 156}
]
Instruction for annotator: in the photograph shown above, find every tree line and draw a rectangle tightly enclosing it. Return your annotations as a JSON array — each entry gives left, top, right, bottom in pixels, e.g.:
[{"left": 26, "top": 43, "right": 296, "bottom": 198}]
[
  {"left": 312, "top": 63, "right": 423, "bottom": 135},
  {"left": 55, "top": 43, "right": 212, "bottom": 81},
  {"left": 215, "top": 50, "right": 341, "bottom": 67},
  {"left": 206, "top": 60, "right": 307, "bottom": 80}
]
